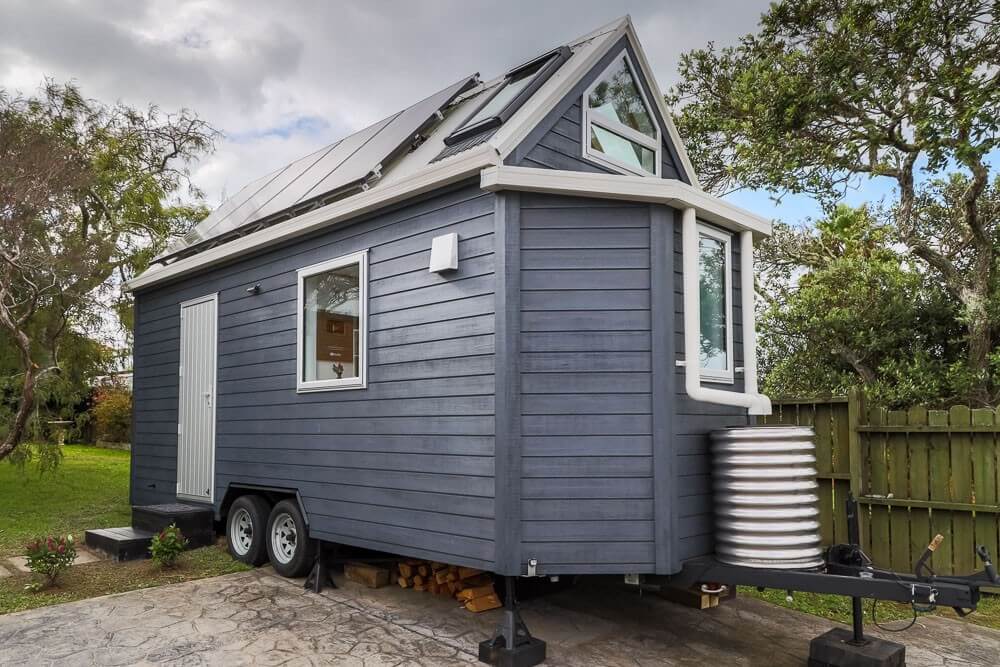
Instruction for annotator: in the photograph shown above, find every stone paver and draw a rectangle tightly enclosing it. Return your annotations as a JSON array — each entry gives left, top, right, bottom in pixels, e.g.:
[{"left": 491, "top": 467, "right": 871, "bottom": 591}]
[
  {"left": 0, "top": 565, "right": 9, "bottom": 579},
  {"left": 0, "top": 568, "right": 998, "bottom": 666},
  {"left": 5, "top": 557, "right": 30, "bottom": 574},
  {"left": 70, "top": 547, "right": 102, "bottom": 565}
]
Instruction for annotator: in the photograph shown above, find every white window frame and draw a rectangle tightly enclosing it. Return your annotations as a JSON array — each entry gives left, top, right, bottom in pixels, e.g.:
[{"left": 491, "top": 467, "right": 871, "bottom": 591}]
[
  {"left": 696, "top": 223, "right": 734, "bottom": 384},
  {"left": 582, "top": 51, "right": 661, "bottom": 177},
  {"left": 296, "top": 249, "right": 368, "bottom": 393}
]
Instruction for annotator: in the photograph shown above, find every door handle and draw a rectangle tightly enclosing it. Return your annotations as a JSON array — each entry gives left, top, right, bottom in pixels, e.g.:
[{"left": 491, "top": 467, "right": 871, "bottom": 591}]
[{"left": 203, "top": 391, "right": 212, "bottom": 408}]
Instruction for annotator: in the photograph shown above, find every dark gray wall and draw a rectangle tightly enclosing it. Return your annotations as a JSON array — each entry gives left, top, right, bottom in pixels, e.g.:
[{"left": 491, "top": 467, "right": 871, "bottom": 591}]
[
  {"left": 132, "top": 182, "right": 500, "bottom": 570},
  {"left": 672, "top": 217, "right": 750, "bottom": 564},
  {"left": 515, "top": 193, "right": 656, "bottom": 574},
  {"left": 508, "top": 194, "right": 748, "bottom": 575},
  {"left": 508, "top": 36, "right": 688, "bottom": 184}
]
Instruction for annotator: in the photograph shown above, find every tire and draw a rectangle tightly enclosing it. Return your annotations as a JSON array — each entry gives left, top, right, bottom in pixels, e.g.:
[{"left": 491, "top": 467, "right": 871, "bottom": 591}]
[
  {"left": 265, "top": 499, "right": 315, "bottom": 578},
  {"left": 226, "top": 495, "right": 271, "bottom": 566}
]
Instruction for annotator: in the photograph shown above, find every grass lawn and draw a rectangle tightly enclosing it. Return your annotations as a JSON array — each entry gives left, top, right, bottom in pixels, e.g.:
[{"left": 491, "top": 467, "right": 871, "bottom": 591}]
[
  {"left": 0, "top": 445, "right": 132, "bottom": 557},
  {"left": 0, "top": 444, "right": 251, "bottom": 616},
  {"left": 741, "top": 585, "right": 1000, "bottom": 633}
]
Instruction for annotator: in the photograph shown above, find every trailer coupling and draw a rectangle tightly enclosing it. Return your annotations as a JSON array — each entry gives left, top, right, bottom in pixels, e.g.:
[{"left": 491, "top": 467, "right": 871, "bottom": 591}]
[
  {"left": 672, "top": 493, "right": 998, "bottom": 615},
  {"left": 666, "top": 494, "right": 1000, "bottom": 665}
]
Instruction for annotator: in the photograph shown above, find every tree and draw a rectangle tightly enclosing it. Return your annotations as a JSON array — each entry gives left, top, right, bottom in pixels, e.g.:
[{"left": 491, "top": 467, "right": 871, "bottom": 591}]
[
  {"left": 0, "top": 82, "right": 217, "bottom": 461},
  {"left": 757, "top": 205, "right": 965, "bottom": 405},
  {"left": 669, "top": 0, "right": 1000, "bottom": 403}
]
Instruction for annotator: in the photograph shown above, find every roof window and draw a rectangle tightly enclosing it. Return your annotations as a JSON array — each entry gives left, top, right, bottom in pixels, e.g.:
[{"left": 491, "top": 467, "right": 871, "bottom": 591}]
[{"left": 444, "top": 46, "right": 571, "bottom": 146}]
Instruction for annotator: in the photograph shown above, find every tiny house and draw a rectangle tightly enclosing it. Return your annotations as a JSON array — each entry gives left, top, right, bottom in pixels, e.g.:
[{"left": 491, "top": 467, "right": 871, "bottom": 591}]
[{"left": 126, "top": 16, "right": 772, "bottom": 582}]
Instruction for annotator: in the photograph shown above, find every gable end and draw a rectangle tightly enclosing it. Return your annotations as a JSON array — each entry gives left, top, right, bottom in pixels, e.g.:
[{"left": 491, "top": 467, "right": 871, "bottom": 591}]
[{"left": 507, "top": 36, "right": 690, "bottom": 185}]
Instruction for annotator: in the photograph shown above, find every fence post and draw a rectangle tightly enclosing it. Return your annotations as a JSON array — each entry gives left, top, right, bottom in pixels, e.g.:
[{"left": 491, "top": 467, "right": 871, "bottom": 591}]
[{"left": 847, "top": 387, "right": 864, "bottom": 497}]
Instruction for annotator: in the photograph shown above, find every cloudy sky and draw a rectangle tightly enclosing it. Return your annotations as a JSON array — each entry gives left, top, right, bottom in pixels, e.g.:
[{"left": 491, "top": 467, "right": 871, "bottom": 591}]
[{"left": 0, "top": 0, "right": 889, "bottom": 222}]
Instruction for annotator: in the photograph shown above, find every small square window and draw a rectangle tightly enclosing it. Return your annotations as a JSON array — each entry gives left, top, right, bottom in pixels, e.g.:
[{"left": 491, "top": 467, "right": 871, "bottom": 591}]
[{"left": 297, "top": 250, "right": 368, "bottom": 392}]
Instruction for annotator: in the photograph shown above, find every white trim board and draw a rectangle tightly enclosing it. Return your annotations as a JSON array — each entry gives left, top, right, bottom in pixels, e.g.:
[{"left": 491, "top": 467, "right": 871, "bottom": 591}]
[
  {"left": 480, "top": 165, "right": 772, "bottom": 237},
  {"left": 126, "top": 144, "right": 499, "bottom": 292}
]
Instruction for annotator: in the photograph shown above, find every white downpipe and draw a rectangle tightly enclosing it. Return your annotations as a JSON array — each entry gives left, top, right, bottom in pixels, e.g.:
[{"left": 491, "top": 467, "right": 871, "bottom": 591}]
[{"left": 681, "top": 207, "right": 772, "bottom": 416}]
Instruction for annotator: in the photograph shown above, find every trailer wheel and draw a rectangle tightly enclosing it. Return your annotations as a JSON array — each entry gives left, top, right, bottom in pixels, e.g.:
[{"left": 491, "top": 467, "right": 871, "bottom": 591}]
[
  {"left": 266, "top": 499, "right": 315, "bottom": 577},
  {"left": 226, "top": 495, "right": 271, "bottom": 566}
]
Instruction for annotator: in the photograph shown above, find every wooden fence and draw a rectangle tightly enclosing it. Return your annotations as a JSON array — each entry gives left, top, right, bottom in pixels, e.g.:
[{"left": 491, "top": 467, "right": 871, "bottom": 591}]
[{"left": 760, "top": 389, "right": 1000, "bottom": 576}]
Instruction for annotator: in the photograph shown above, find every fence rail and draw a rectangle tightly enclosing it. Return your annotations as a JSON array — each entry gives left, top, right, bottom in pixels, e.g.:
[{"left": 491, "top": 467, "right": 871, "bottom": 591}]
[{"left": 759, "top": 389, "right": 1000, "bottom": 576}]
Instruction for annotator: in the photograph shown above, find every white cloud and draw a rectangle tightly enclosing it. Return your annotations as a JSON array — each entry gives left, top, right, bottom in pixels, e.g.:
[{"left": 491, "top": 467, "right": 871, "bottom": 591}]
[{"left": 1, "top": 0, "right": 771, "bottom": 205}]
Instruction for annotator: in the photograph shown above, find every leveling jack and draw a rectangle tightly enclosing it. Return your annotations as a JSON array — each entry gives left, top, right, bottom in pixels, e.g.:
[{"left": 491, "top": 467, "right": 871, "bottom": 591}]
[{"left": 478, "top": 576, "right": 546, "bottom": 667}]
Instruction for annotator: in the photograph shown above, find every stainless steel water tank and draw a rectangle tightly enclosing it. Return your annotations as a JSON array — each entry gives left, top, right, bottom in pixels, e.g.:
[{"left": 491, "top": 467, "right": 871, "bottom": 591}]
[{"left": 710, "top": 426, "right": 824, "bottom": 570}]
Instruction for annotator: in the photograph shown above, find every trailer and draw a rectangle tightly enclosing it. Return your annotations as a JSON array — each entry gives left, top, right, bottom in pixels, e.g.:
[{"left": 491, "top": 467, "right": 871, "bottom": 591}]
[{"left": 110, "top": 15, "right": 996, "bottom": 667}]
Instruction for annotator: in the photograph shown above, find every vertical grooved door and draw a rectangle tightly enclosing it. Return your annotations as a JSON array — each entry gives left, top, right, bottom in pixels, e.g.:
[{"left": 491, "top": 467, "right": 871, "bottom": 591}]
[{"left": 177, "top": 294, "right": 217, "bottom": 502}]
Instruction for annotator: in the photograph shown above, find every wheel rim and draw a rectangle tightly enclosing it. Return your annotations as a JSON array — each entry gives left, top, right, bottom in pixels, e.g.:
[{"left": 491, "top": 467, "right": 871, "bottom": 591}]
[
  {"left": 270, "top": 512, "right": 297, "bottom": 565},
  {"left": 230, "top": 508, "right": 253, "bottom": 556}
]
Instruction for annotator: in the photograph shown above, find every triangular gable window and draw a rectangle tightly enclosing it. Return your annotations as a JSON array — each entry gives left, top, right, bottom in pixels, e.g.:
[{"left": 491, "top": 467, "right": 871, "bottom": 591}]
[{"left": 583, "top": 53, "right": 660, "bottom": 176}]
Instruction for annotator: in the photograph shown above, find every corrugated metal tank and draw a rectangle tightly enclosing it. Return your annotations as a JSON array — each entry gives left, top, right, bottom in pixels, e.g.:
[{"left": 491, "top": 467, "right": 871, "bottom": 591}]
[{"left": 710, "top": 426, "right": 824, "bottom": 570}]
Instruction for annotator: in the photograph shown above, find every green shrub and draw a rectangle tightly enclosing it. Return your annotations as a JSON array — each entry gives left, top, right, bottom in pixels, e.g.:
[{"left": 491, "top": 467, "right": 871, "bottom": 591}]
[
  {"left": 92, "top": 387, "right": 132, "bottom": 443},
  {"left": 24, "top": 535, "right": 76, "bottom": 588},
  {"left": 149, "top": 524, "right": 188, "bottom": 568}
]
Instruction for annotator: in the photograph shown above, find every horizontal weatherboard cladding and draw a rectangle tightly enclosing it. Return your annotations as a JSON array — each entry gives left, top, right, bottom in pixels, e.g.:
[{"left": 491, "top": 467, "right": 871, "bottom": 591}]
[
  {"left": 516, "top": 192, "right": 656, "bottom": 575},
  {"left": 130, "top": 181, "right": 499, "bottom": 569}
]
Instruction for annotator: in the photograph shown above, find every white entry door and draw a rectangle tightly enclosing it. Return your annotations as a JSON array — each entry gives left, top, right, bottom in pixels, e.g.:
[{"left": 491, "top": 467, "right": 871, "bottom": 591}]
[{"left": 177, "top": 293, "right": 218, "bottom": 502}]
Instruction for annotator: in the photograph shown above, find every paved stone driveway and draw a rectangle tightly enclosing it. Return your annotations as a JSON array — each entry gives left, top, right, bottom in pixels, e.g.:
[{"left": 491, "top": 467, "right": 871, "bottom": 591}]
[{"left": 1, "top": 568, "right": 998, "bottom": 666}]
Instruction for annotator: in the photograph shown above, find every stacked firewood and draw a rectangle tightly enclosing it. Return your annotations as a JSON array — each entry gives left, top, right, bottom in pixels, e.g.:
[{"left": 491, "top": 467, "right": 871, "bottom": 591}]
[{"left": 396, "top": 559, "right": 502, "bottom": 612}]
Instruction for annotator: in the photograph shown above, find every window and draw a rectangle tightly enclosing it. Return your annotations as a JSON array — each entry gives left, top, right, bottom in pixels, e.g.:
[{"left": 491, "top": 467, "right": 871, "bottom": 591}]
[
  {"left": 296, "top": 250, "right": 368, "bottom": 392},
  {"left": 697, "top": 224, "right": 733, "bottom": 383},
  {"left": 583, "top": 53, "right": 660, "bottom": 176},
  {"left": 444, "top": 46, "right": 570, "bottom": 146}
]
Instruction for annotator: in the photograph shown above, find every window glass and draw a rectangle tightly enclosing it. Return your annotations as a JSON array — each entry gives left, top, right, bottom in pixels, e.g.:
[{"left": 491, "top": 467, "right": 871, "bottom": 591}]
[
  {"left": 587, "top": 57, "right": 656, "bottom": 139},
  {"left": 461, "top": 67, "right": 538, "bottom": 129},
  {"left": 698, "top": 235, "right": 728, "bottom": 371},
  {"left": 590, "top": 125, "right": 656, "bottom": 174},
  {"left": 302, "top": 262, "right": 360, "bottom": 382}
]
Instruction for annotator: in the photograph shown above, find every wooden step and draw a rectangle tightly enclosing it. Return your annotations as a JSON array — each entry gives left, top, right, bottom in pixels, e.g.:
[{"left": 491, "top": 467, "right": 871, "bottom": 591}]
[
  {"left": 85, "top": 527, "right": 156, "bottom": 562},
  {"left": 132, "top": 503, "right": 215, "bottom": 547}
]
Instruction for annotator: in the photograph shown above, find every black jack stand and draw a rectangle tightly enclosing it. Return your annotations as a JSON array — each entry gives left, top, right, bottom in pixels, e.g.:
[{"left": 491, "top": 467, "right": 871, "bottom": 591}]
[
  {"left": 304, "top": 539, "right": 337, "bottom": 593},
  {"left": 808, "top": 494, "right": 905, "bottom": 667},
  {"left": 478, "top": 576, "right": 546, "bottom": 667}
]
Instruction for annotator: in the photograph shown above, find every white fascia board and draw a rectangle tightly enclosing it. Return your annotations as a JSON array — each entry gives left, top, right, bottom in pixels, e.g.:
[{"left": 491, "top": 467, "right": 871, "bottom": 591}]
[
  {"left": 488, "top": 17, "right": 629, "bottom": 158},
  {"left": 127, "top": 144, "right": 500, "bottom": 292},
  {"left": 480, "top": 165, "right": 772, "bottom": 237},
  {"left": 623, "top": 18, "right": 702, "bottom": 190}
]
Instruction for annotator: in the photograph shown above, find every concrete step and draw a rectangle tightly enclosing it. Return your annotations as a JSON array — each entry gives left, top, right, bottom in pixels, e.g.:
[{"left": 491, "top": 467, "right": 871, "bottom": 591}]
[
  {"left": 85, "top": 527, "right": 156, "bottom": 562},
  {"left": 132, "top": 503, "right": 215, "bottom": 548}
]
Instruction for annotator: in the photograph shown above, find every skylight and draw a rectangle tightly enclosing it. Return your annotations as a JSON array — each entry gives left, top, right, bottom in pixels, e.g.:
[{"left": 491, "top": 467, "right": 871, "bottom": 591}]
[{"left": 444, "top": 46, "right": 571, "bottom": 146}]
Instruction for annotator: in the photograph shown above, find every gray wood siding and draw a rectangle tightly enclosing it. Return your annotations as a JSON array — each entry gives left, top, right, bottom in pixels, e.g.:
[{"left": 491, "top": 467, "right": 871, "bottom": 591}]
[
  {"left": 131, "top": 183, "right": 499, "bottom": 569},
  {"left": 517, "top": 193, "right": 656, "bottom": 574},
  {"left": 510, "top": 36, "right": 687, "bottom": 183},
  {"left": 672, "top": 217, "right": 750, "bottom": 564}
]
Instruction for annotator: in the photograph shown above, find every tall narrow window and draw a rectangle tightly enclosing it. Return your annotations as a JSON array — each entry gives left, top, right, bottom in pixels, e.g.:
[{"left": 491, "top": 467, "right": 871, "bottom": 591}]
[
  {"left": 583, "top": 53, "right": 661, "bottom": 176},
  {"left": 697, "top": 224, "right": 733, "bottom": 383},
  {"left": 297, "top": 250, "right": 367, "bottom": 392}
]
